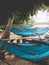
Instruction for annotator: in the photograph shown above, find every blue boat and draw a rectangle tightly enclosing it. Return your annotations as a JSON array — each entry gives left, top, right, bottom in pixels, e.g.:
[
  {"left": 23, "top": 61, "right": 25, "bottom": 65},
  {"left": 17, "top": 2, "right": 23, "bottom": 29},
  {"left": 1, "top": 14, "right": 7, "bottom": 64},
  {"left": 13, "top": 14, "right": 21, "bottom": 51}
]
[
  {"left": 11, "top": 26, "right": 49, "bottom": 36},
  {"left": 0, "top": 40, "right": 49, "bottom": 61}
]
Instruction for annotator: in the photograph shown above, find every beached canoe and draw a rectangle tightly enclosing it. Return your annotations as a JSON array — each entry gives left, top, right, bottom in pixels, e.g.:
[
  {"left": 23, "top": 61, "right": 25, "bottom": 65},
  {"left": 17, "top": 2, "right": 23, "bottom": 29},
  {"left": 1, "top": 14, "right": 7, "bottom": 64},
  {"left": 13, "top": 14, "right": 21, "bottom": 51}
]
[
  {"left": 0, "top": 40, "right": 49, "bottom": 61},
  {"left": 11, "top": 26, "right": 49, "bottom": 36}
]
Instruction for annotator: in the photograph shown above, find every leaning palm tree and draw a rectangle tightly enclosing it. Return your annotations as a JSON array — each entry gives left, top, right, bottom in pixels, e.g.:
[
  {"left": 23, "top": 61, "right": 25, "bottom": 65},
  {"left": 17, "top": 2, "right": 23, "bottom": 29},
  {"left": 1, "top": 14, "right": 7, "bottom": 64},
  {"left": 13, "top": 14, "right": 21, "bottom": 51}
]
[{"left": 1, "top": 17, "right": 14, "bottom": 39}]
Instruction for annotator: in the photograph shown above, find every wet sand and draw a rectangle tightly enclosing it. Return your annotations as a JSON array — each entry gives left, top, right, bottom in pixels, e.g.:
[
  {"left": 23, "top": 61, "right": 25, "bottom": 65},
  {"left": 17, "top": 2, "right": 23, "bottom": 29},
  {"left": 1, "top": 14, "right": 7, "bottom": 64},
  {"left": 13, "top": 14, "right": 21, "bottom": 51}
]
[{"left": 0, "top": 56, "right": 49, "bottom": 65}]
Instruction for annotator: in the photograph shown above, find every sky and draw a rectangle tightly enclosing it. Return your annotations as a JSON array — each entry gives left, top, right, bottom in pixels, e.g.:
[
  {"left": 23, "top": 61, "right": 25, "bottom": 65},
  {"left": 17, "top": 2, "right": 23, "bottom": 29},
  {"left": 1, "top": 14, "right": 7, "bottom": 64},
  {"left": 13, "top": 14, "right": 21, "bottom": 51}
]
[{"left": 0, "top": 0, "right": 49, "bottom": 25}]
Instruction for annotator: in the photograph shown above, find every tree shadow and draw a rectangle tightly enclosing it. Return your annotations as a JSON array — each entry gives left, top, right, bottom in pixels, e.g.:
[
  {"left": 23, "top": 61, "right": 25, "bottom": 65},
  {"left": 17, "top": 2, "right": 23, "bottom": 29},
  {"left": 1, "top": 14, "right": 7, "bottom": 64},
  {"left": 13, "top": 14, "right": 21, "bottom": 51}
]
[{"left": 34, "top": 60, "right": 48, "bottom": 65}]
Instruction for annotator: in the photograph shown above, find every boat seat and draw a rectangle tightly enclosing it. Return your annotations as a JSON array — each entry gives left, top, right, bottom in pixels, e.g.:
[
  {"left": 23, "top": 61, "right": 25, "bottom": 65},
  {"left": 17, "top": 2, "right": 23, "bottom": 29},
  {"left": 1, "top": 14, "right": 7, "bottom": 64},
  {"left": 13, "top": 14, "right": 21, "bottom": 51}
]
[{"left": 22, "top": 38, "right": 45, "bottom": 43}]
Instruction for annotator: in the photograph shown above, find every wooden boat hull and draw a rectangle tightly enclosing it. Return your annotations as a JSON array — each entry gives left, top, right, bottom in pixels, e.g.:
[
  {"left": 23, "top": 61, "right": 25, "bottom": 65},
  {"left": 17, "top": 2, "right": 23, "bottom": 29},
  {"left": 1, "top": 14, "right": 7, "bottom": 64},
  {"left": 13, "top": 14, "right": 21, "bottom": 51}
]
[
  {"left": 11, "top": 27, "right": 49, "bottom": 36},
  {"left": 0, "top": 40, "right": 49, "bottom": 61}
]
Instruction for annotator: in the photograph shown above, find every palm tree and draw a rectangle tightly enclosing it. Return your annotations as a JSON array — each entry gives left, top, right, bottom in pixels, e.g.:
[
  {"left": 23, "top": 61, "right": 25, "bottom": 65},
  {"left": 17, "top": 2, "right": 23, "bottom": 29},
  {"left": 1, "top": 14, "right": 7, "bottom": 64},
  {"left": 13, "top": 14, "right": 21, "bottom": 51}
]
[{"left": 1, "top": 17, "right": 14, "bottom": 39}]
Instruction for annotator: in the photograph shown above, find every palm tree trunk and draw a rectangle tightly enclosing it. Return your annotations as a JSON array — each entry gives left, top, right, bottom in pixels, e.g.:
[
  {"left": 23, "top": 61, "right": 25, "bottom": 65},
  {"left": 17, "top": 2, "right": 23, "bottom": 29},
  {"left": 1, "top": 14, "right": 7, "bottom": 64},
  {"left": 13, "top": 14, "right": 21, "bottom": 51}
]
[{"left": 1, "top": 17, "right": 14, "bottom": 39}]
